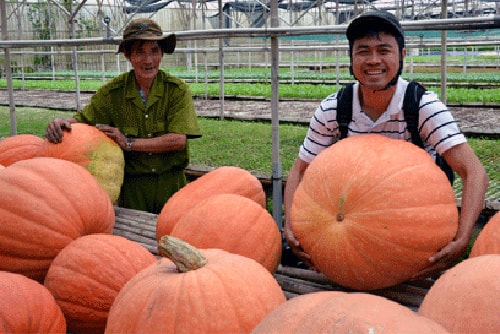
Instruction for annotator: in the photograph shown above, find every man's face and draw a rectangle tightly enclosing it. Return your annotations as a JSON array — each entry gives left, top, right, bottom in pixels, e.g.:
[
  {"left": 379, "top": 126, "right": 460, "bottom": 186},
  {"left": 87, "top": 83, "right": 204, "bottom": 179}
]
[
  {"left": 127, "top": 41, "right": 163, "bottom": 81},
  {"left": 351, "top": 32, "right": 405, "bottom": 90}
]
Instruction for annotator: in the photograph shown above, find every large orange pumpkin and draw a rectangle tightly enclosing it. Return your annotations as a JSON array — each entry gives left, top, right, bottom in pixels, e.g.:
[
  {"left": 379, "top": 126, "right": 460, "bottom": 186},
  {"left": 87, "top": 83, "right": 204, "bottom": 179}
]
[
  {"left": 38, "top": 123, "right": 125, "bottom": 203},
  {"left": 105, "top": 236, "right": 286, "bottom": 333},
  {"left": 0, "top": 157, "right": 115, "bottom": 282},
  {"left": 0, "top": 134, "right": 44, "bottom": 166},
  {"left": 156, "top": 166, "right": 266, "bottom": 238},
  {"left": 170, "top": 193, "right": 282, "bottom": 272},
  {"left": 470, "top": 211, "right": 500, "bottom": 257},
  {"left": 252, "top": 291, "right": 449, "bottom": 334},
  {"left": 0, "top": 271, "right": 66, "bottom": 333},
  {"left": 419, "top": 254, "right": 500, "bottom": 333},
  {"left": 44, "top": 234, "right": 157, "bottom": 334},
  {"left": 290, "top": 134, "right": 458, "bottom": 290}
]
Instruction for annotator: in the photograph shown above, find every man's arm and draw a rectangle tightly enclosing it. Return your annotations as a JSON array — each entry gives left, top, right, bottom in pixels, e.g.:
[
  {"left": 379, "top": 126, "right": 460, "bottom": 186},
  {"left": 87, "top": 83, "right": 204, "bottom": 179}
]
[
  {"left": 97, "top": 125, "right": 187, "bottom": 153},
  {"left": 413, "top": 142, "right": 489, "bottom": 279},
  {"left": 284, "top": 157, "right": 314, "bottom": 267}
]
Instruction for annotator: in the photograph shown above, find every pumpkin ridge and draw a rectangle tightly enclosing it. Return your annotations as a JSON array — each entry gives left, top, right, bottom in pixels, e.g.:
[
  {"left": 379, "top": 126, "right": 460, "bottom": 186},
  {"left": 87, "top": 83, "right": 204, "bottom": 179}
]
[
  {"left": 205, "top": 265, "right": 247, "bottom": 332},
  {"left": 201, "top": 252, "right": 273, "bottom": 332},
  {"left": 48, "top": 263, "right": 120, "bottom": 299},
  {"left": 0, "top": 215, "right": 75, "bottom": 254},
  {"left": 344, "top": 162, "right": 443, "bottom": 211},
  {"left": 0, "top": 165, "right": 92, "bottom": 237}
]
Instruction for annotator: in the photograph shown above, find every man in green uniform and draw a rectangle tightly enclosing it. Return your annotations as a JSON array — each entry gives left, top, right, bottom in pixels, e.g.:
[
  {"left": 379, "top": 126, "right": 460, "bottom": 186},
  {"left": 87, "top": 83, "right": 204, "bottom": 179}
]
[{"left": 45, "top": 18, "right": 202, "bottom": 214}]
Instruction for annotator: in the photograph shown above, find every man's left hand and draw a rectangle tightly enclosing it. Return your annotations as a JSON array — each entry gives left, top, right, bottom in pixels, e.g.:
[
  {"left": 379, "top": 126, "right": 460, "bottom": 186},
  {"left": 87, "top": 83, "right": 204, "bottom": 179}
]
[{"left": 411, "top": 238, "right": 468, "bottom": 280}]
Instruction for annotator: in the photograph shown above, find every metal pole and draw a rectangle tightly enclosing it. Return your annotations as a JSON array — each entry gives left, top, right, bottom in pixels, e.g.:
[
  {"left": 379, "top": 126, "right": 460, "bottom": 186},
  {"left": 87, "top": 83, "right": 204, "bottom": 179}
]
[
  {"left": 218, "top": 0, "right": 224, "bottom": 120},
  {"left": 270, "top": 0, "right": 282, "bottom": 230},
  {"left": 441, "top": 0, "right": 447, "bottom": 103},
  {"left": 0, "top": 0, "right": 17, "bottom": 135}
]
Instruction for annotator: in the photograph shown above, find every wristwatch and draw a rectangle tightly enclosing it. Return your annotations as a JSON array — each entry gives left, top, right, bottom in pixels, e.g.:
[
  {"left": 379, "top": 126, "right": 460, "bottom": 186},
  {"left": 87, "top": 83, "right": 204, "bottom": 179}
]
[{"left": 125, "top": 138, "right": 135, "bottom": 151}]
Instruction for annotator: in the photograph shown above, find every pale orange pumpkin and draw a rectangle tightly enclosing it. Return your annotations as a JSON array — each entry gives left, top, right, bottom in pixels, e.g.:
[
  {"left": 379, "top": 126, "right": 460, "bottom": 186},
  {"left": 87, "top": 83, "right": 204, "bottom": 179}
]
[
  {"left": 470, "top": 211, "right": 500, "bottom": 257},
  {"left": 38, "top": 123, "right": 125, "bottom": 203},
  {"left": 0, "top": 157, "right": 115, "bottom": 282},
  {"left": 0, "top": 271, "right": 66, "bottom": 333},
  {"left": 253, "top": 291, "right": 449, "bottom": 334},
  {"left": 170, "top": 193, "right": 282, "bottom": 272},
  {"left": 44, "top": 234, "right": 157, "bottom": 334},
  {"left": 105, "top": 236, "right": 286, "bottom": 333},
  {"left": 0, "top": 134, "right": 44, "bottom": 166},
  {"left": 157, "top": 166, "right": 266, "bottom": 239},
  {"left": 419, "top": 254, "right": 500, "bottom": 333},
  {"left": 290, "top": 134, "right": 458, "bottom": 290}
]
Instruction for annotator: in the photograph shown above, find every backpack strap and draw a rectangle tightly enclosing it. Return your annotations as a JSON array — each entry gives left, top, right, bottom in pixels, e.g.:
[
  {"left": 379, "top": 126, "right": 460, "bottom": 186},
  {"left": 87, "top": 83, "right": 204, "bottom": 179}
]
[
  {"left": 403, "top": 81, "right": 426, "bottom": 149},
  {"left": 403, "top": 81, "right": 455, "bottom": 184},
  {"left": 336, "top": 83, "right": 354, "bottom": 139}
]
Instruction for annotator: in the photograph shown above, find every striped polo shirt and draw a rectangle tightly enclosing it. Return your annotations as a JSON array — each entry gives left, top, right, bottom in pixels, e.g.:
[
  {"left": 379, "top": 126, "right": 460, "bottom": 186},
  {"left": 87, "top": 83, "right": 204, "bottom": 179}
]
[{"left": 299, "top": 78, "right": 466, "bottom": 164}]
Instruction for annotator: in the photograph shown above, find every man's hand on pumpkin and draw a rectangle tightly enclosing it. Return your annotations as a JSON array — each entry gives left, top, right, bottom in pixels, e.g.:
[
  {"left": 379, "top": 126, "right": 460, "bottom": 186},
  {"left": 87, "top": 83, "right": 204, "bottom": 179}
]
[
  {"left": 46, "top": 118, "right": 72, "bottom": 143},
  {"left": 284, "top": 220, "right": 317, "bottom": 270},
  {"left": 411, "top": 238, "right": 467, "bottom": 280}
]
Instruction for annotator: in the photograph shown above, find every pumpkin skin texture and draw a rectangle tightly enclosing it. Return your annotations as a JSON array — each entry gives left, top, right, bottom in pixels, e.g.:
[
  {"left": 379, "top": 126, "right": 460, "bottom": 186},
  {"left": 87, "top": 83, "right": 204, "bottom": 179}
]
[
  {"left": 44, "top": 234, "right": 157, "bottom": 334},
  {"left": 105, "top": 236, "right": 286, "bottom": 334},
  {"left": 0, "top": 134, "right": 44, "bottom": 166},
  {"left": 470, "top": 211, "right": 500, "bottom": 257},
  {"left": 156, "top": 165, "right": 266, "bottom": 239},
  {"left": 252, "top": 291, "right": 449, "bottom": 334},
  {"left": 0, "top": 157, "right": 115, "bottom": 282},
  {"left": 418, "top": 254, "right": 500, "bottom": 334},
  {"left": 0, "top": 271, "right": 66, "bottom": 334},
  {"left": 170, "top": 193, "right": 282, "bottom": 272},
  {"left": 291, "top": 134, "right": 458, "bottom": 290},
  {"left": 37, "top": 123, "right": 125, "bottom": 203}
]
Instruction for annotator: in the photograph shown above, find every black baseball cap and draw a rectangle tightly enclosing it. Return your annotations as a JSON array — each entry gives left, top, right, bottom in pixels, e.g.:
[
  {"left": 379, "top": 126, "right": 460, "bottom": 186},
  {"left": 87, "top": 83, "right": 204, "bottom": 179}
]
[{"left": 346, "top": 10, "right": 404, "bottom": 44}]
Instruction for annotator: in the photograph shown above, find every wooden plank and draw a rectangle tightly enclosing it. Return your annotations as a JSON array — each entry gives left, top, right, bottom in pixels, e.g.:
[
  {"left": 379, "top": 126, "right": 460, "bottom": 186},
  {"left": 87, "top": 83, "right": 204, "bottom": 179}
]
[
  {"left": 275, "top": 265, "right": 432, "bottom": 310},
  {"left": 113, "top": 206, "right": 159, "bottom": 256}
]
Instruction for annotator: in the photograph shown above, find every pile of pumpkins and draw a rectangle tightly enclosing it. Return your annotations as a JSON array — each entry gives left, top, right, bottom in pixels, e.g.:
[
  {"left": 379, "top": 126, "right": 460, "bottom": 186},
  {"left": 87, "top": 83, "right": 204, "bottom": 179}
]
[{"left": 0, "top": 128, "right": 498, "bottom": 333}]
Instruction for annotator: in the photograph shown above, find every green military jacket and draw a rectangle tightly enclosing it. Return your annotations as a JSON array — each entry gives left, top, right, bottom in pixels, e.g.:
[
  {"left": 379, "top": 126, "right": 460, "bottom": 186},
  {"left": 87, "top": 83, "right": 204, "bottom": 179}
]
[{"left": 75, "top": 70, "right": 201, "bottom": 175}]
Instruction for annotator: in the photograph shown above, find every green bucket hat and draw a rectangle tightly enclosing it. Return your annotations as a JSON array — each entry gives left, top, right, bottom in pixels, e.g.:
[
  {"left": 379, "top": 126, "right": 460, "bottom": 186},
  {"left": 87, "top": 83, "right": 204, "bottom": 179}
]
[{"left": 118, "top": 18, "right": 176, "bottom": 54}]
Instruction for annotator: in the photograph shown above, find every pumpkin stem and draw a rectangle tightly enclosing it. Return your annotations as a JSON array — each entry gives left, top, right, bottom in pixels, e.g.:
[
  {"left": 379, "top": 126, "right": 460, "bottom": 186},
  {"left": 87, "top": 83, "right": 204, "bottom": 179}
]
[{"left": 158, "top": 235, "right": 207, "bottom": 273}]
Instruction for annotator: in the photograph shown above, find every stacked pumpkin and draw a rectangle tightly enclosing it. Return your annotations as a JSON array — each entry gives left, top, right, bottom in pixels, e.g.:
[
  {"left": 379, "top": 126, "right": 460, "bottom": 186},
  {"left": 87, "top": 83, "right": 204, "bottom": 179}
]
[
  {"left": 0, "top": 157, "right": 115, "bottom": 282},
  {"left": 157, "top": 165, "right": 283, "bottom": 273},
  {"left": 0, "top": 126, "right": 128, "bottom": 332}
]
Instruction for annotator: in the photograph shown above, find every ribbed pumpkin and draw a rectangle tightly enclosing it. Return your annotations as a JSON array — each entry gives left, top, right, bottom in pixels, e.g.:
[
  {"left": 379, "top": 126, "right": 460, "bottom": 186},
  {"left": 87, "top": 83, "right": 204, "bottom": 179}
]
[
  {"left": 44, "top": 234, "right": 157, "bottom": 334},
  {"left": 0, "top": 271, "right": 66, "bottom": 333},
  {"left": 105, "top": 236, "right": 286, "bottom": 333},
  {"left": 156, "top": 166, "right": 266, "bottom": 239},
  {"left": 0, "top": 134, "right": 44, "bottom": 166},
  {"left": 37, "top": 123, "right": 125, "bottom": 203},
  {"left": 170, "top": 193, "right": 282, "bottom": 272},
  {"left": 290, "top": 134, "right": 458, "bottom": 290},
  {"left": 0, "top": 157, "right": 115, "bottom": 282},
  {"left": 252, "top": 291, "right": 449, "bottom": 334},
  {"left": 470, "top": 211, "right": 500, "bottom": 257},
  {"left": 419, "top": 254, "right": 500, "bottom": 333}
]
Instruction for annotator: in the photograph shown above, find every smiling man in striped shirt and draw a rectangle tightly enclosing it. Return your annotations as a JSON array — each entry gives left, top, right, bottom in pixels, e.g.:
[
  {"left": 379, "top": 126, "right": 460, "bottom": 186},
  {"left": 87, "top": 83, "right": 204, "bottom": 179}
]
[{"left": 284, "top": 10, "right": 488, "bottom": 280}]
